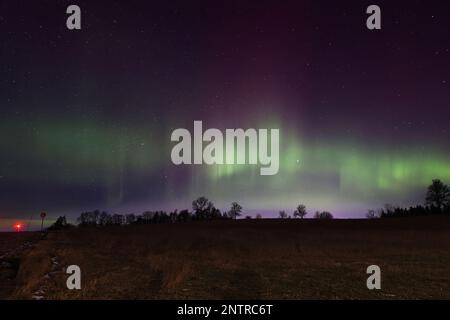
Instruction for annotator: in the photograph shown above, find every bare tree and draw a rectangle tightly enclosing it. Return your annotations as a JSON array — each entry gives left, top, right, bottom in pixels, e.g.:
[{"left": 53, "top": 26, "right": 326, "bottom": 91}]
[
  {"left": 293, "top": 204, "right": 307, "bottom": 219},
  {"left": 314, "top": 211, "right": 333, "bottom": 219},
  {"left": 278, "top": 210, "right": 287, "bottom": 219},
  {"left": 192, "top": 196, "right": 214, "bottom": 220},
  {"left": 229, "top": 202, "right": 243, "bottom": 220}
]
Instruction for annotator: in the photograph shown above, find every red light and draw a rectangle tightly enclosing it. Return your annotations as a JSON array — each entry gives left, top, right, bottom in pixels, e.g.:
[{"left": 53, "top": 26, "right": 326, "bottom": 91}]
[{"left": 14, "top": 223, "right": 22, "bottom": 232}]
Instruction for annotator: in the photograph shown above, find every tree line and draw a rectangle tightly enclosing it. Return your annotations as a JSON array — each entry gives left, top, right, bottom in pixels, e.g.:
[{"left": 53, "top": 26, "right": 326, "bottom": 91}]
[
  {"left": 368, "top": 179, "right": 450, "bottom": 218},
  {"left": 73, "top": 197, "right": 333, "bottom": 227},
  {"left": 75, "top": 197, "right": 245, "bottom": 227},
  {"left": 278, "top": 205, "right": 333, "bottom": 219},
  {"left": 53, "top": 178, "right": 449, "bottom": 229}
]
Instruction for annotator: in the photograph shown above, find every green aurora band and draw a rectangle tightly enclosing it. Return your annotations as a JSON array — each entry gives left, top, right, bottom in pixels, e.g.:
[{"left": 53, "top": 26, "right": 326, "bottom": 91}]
[{"left": 1, "top": 117, "right": 450, "bottom": 217}]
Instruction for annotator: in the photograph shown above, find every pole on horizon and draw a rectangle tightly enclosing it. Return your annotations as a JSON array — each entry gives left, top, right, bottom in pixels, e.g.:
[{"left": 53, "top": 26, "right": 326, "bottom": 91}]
[{"left": 40, "top": 212, "right": 46, "bottom": 231}]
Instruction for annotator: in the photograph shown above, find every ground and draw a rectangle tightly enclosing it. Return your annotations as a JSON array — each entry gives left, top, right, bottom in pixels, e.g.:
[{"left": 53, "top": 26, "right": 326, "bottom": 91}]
[
  {"left": 2, "top": 216, "right": 450, "bottom": 299},
  {"left": 0, "top": 232, "right": 41, "bottom": 299}
]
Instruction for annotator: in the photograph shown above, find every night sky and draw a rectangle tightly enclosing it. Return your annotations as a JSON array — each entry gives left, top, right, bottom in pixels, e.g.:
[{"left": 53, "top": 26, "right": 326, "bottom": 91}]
[{"left": 1, "top": 0, "right": 450, "bottom": 228}]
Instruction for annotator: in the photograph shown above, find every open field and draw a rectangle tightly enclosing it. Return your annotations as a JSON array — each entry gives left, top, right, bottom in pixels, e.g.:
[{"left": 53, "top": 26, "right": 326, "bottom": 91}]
[
  {"left": 3, "top": 216, "right": 450, "bottom": 299},
  {"left": 0, "top": 232, "right": 41, "bottom": 299}
]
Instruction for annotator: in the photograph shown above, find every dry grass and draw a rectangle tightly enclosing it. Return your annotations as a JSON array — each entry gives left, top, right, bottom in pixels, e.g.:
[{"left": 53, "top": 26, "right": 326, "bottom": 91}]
[
  {"left": 0, "top": 232, "right": 39, "bottom": 257},
  {"left": 7, "top": 216, "right": 450, "bottom": 299},
  {"left": 0, "top": 232, "right": 41, "bottom": 299}
]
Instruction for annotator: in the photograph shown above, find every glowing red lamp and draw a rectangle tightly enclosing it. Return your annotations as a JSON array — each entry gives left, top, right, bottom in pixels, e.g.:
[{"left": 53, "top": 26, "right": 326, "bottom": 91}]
[{"left": 14, "top": 223, "right": 22, "bottom": 232}]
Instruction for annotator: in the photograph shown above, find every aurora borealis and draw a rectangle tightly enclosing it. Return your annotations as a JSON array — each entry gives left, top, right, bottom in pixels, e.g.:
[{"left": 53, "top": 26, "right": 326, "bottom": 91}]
[{"left": 1, "top": 0, "right": 450, "bottom": 227}]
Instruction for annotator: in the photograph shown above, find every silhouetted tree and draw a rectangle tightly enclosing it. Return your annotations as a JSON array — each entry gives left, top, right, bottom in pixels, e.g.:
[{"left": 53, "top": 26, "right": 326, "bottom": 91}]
[
  {"left": 161, "top": 211, "right": 170, "bottom": 223},
  {"left": 99, "top": 211, "right": 112, "bottom": 226},
  {"left": 426, "top": 179, "right": 450, "bottom": 210},
  {"left": 384, "top": 203, "right": 397, "bottom": 215},
  {"left": 135, "top": 215, "right": 144, "bottom": 224},
  {"left": 314, "top": 211, "right": 333, "bottom": 219},
  {"left": 142, "top": 211, "right": 153, "bottom": 224},
  {"left": 278, "top": 210, "right": 287, "bottom": 219},
  {"left": 125, "top": 214, "right": 136, "bottom": 225},
  {"left": 209, "top": 207, "right": 222, "bottom": 220},
  {"left": 380, "top": 203, "right": 448, "bottom": 218},
  {"left": 112, "top": 214, "right": 124, "bottom": 226},
  {"left": 177, "top": 209, "right": 191, "bottom": 222},
  {"left": 293, "top": 204, "right": 307, "bottom": 219},
  {"left": 192, "top": 196, "right": 214, "bottom": 220},
  {"left": 229, "top": 202, "right": 242, "bottom": 220},
  {"left": 93, "top": 209, "right": 101, "bottom": 224},
  {"left": 256, "top": 214, "right": 262, "bottom": 219},
  {"left": 77, "top": 211, "right": 98, "bottom": 226},
  {"left": 169, "top": 210, "right": 178, "bottom": 223},
  {"left": 77, "top": 212, "right": 87, "bottom": 226},
  {"left": 48, "top": 216, "right": 70, "bottom": 230}
]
